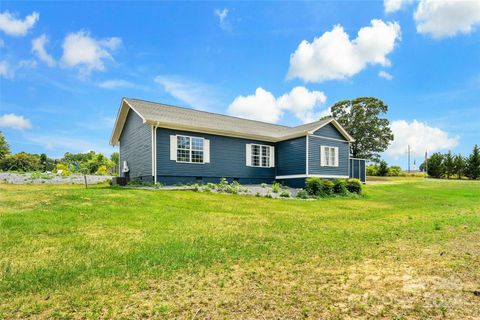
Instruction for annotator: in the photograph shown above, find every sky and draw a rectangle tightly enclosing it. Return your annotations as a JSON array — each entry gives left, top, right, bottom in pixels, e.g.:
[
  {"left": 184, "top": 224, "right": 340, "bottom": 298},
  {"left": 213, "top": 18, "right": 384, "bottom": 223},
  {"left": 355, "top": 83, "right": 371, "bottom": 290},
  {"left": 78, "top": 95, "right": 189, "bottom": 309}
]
[{"left": 0, "top": 0, "right": 479, "bottom": 168}]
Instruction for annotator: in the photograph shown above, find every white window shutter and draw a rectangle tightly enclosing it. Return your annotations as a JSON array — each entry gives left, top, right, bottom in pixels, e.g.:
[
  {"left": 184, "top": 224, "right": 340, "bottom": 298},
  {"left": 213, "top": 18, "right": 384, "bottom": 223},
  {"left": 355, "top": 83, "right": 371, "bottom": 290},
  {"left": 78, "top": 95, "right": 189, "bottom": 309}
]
[
  {"left": 334, "top": 147, "right": 339, "bottom": 167},
  {"left": 269, "top": 146, "right": 275, "bottom": 167},
  {"left": 203, "top": 139, "right": 210, "bottom": 163},
  {"left": 320, "top": 146, "right": 325, "bottom": 166},
  {"left": 246, "top": 144, "right": 252, "bottom": 166},
  {"left": 170, "top": 135, "right": 177, "bottom": 161}
]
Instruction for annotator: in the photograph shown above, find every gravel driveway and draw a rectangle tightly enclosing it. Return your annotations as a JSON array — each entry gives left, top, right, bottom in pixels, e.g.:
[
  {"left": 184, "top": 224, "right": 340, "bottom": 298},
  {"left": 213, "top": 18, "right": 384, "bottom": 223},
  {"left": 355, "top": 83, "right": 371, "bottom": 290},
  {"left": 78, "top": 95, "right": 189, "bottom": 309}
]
[{"left": 0, "top": 172, "right": 113, "bottom": 185}]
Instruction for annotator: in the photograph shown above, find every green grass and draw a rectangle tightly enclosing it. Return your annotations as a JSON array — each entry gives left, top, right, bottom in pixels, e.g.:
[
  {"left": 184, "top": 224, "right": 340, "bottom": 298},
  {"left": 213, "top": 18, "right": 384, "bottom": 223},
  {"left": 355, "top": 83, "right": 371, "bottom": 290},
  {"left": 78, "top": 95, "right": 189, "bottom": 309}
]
[{"left": 1, "top": 179, "right": 479, "bottom": 319}]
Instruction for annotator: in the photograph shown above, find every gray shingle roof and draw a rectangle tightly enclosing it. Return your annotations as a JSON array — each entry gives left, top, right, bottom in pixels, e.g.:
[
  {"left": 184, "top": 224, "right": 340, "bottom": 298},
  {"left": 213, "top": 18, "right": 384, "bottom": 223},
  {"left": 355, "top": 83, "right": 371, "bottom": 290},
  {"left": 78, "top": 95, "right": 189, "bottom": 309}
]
[{"left": 110, "top": 98, "right": 353, "bottom": 145}]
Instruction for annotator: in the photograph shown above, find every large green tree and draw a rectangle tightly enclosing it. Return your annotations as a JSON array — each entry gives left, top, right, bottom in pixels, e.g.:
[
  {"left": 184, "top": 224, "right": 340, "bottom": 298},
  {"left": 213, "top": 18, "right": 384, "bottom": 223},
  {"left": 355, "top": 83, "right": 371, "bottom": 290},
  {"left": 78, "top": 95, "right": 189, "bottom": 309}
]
[
  {"left": 465, "top": 144, "right": 480, "bottom": 180},
  {"left": 453, "top": 154, "right": 465, "bottom": 179},
  {"left": 427, "top": 153, "right": 445, "bottom": 179},
  {"left": 0, "top": 131, "right": 10, "bottom": 160},
  {"left": 444, "top": 150, "right": 455, "bottom": 179},
  {"left": 331, "top": 97, "right": 393, "bottom": 162}
]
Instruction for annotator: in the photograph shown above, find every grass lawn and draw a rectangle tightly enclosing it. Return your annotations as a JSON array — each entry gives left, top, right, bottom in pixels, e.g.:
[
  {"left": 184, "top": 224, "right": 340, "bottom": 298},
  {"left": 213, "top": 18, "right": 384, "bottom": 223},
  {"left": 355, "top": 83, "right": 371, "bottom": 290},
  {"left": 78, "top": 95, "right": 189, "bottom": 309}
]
[{"left": 1, "top": 179, "right": 479, "bottom": 319}]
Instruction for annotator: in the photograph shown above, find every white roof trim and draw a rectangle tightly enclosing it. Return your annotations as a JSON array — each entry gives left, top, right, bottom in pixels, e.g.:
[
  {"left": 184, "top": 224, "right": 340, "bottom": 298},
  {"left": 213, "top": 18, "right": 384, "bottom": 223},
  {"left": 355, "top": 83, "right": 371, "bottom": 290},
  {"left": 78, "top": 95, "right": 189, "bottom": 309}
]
[{"left": 306, "top": 118, "right": 355, "bottom": 142}]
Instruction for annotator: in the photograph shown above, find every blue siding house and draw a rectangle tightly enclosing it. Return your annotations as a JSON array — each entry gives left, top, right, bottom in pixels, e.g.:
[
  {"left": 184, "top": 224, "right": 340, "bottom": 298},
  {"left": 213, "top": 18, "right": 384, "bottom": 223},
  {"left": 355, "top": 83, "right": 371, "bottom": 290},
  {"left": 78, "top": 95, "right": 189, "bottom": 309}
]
[{"left": 110, "top": 98, "right": 366, "bottom": 187}]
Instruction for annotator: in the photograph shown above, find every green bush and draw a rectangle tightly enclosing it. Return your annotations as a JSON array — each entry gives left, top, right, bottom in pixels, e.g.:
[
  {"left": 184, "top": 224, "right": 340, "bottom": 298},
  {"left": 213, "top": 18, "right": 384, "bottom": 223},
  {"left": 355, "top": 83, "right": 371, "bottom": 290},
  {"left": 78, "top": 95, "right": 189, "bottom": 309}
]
[
  {"left": 279, "top": 190, "right": 290, "bottom": 198},
  {"left": 387, "top": 166, "right": 401, "bottom": 176},
  {"left": 261, "top": 183, "right": 267, "bottom": 188},
  {"left": 346, "top": 178, "right": 362, "bottom": 194},
  {"left": 305, "top": 177, "right": 323, "bottom": 196},
  {"left": 333, "top": 179, "right": 347, "bottom": 194},
  {"left": 321, "top": 180, "right": 334, "bottom": 195},
  {"left": 272, "top": 182, "right": 280, "bottom": 193},
  {"left": 366, "top": 165, "right": 378, "bottom": 176},
  {"left": 296, "top": 190, "right": 309, "bottom": 199},
  {"left": 0, "top": 152, "right": 42, "bottom": 172},
  {"left": 53, "top": 163, "right": 71, "bottom": 176}
]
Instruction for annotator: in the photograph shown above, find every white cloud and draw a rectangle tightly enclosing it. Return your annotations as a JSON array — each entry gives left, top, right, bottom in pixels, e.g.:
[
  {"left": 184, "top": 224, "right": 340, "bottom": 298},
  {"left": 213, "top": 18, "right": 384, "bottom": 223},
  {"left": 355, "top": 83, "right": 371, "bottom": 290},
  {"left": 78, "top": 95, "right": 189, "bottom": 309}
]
[
  {"left": 0, "top": 60, "right": 13, "bottom": 79},
  {"left": 287, "top": 19, "right": 401, "bottom": 82},
  {"left": 98, "top": 79, "right": 135, "bottom": 89},
  {"left": 378, "top": 70, "right": 393, "bottom": 80},
  {"left": 154, "top": 75, "right": 220, "bottom": 110},
  {"left": 384, "top": 0, "right": 414, "bottom": 13},
  {"left": 0, "top": 113, "right": 32, "bottom": 130},
  {"left": 414, "top": 0, "right": 480, "bottom": 39},
  {"left": 32, "top": 34, "right": 56, "bottom": 67},
  {"left": 386, "top": 120, "right": 458, "bottom": 159},
  {"left": 214, "top": 8, "right": 230, "bottom": 31},
  {"left": 227, "top": 86, "right": 328, "bottom": 124},
  {"left": 277, "top": 87, "right": 328, "bottom": 123},
  {"left": 0, "top": 11, "right": 39, "bottom": 37},
  {"left": 228, "top": 88, "right": 280, "bottom": 123},
  {"left": 60, "top": 30, "right": 121, "bottom": 76}
]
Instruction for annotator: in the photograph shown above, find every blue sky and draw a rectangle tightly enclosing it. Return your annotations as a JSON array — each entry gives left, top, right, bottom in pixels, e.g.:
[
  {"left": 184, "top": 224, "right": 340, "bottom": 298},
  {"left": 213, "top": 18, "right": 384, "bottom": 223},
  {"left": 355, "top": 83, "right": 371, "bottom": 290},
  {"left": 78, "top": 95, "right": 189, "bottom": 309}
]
[{"left": 0, "top": 1, "right": 479, "bottom": 168}]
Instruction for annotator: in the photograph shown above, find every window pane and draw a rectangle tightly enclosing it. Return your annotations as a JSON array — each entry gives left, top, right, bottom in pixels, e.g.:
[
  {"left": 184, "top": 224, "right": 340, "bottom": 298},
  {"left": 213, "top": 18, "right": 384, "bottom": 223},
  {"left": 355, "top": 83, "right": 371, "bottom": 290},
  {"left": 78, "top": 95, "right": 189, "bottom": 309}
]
[
  {"left": 262, "top": 156, "right": 269, "bottom": 167},
  {"left": 325, "top": 147, "right": 330, "bottom": 165},
  {"left": 262, "top": 146, "right": 270, "bottom": 156},
  {"left": 252, "top": 145, "right": 260, "bottom": 156},
  {"left": 191, "top": 150, "right": 204, "bottom": 163},
  {"left": 330, "top": 148, "right": 335, "bottom": 165},
  {"left": 177, "top": 149, "right": 190, "bottom": 162},
  {"left": 191, "top": 137, "right": 203, "bottom": 151},
  {"left": 252, "top": 155, "right": 260, "bottom": 167},
  {"left": 177, "top": 136, "right": 190, "bottom": 149}
]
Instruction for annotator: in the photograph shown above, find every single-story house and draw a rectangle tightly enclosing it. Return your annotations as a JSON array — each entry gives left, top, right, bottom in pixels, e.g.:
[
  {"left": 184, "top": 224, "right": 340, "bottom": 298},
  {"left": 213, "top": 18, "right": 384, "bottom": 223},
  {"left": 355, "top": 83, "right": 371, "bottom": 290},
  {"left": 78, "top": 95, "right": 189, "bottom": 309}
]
[{"left": 110, "top": 98, "right": 366, "bottom": 187}]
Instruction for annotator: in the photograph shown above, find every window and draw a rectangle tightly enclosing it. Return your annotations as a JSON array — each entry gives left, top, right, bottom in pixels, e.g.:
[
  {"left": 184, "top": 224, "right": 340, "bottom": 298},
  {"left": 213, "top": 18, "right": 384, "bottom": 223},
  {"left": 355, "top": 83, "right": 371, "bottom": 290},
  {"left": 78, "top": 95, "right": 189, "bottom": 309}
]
[
  {"left": 176, "top": 135, "right": 204, "bottom": 163},
  {"left": 249, "top": 144, "right": 272, "bottom": 168},
  {"left": 321, "top": 146, "right": 338, "bottom": 167}
]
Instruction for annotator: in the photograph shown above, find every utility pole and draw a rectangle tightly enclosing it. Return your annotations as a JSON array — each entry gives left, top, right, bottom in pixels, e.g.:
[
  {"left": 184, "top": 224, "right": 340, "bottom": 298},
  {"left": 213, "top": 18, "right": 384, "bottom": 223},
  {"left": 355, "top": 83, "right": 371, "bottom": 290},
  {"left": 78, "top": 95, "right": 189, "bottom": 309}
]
[{"left": 407, "top": 145, "right": 411, "bottom": 173}]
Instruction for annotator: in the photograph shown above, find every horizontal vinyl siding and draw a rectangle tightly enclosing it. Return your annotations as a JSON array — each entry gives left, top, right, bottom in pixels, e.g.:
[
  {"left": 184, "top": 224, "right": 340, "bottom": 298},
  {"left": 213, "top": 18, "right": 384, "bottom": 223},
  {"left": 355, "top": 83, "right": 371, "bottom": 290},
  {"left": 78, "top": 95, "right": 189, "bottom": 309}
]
[
  {"left": 308, "top": 135, "right": 349, "bottom": 176},
  {"left": 119, "top": 109, "right": 152, "bottom": 180},
  {"left": 313, "top": 123, "right": 348, "bottom": 141},
  {"left": 156, "top": 128, "right": 275, "bottom": 179},
  {"left": 276, "top": 137, "right": 306, "bottom": 176}
]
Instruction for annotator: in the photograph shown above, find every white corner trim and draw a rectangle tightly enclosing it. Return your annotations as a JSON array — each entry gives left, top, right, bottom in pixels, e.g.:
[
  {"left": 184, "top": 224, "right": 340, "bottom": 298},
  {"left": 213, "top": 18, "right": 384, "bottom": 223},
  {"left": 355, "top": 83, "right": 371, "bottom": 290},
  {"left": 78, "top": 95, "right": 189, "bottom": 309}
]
[
  {"left": 275, "top": 174, "right": 349, "bottom": 179},
  {"left": 306, "top": 135, "right": 309, "bottom": 175}
]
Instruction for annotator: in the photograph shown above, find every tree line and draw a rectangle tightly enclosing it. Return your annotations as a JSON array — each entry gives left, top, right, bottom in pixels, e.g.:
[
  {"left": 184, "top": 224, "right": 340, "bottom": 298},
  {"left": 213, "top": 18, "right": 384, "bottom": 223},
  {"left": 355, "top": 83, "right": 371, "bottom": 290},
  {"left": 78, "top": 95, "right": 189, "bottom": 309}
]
[
  {"left": 0, "top": 131, "right": 119, "bottom": 175},
  {"left": 420, "top": 145, "right": 480, "bottom": 180}
]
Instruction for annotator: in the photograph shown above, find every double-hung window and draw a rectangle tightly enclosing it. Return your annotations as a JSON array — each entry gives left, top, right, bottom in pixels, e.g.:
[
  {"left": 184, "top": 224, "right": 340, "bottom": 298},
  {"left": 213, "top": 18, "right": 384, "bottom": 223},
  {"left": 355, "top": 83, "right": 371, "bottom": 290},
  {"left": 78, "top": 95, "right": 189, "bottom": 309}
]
[
  {"left": 247, "top": 144, "right": 274, "bottom": 168},
  {"left": 171, "top": 135, "right": 209, "bottom": 164},
  {"left": 321, "top": 146, "right": 338, "bottom": 167}
]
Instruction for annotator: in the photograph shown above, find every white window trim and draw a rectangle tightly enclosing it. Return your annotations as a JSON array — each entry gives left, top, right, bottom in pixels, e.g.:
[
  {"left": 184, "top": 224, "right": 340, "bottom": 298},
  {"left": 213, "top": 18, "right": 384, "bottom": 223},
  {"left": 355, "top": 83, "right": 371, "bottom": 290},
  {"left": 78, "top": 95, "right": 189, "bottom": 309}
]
[
  {"left": 175, "top": 135, "right": 207, "bottom": 164},
  {"left": 321, "top": 146, "right": 339, "bottom": 167},
  {"left": 247, "top": 143, "right": 274, "bottom": 168}
]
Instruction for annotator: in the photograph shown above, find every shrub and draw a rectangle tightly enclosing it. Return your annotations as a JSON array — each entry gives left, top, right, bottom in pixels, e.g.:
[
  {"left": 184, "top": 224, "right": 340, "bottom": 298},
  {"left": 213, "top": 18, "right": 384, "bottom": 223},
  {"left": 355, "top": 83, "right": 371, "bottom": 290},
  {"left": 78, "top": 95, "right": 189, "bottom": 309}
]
[
  {"left": 321, "top": 180, "right": 334, "bottom": 195},
  {"left": 217, "top": 178, "right": 229, "bottom": 193},
  {"left": 305, "top": 177, "right": 323, "bottom": 196},
  {"left": 346, "top": 178, "right": 362, "bottom": 194},
  {"left": 333, "top": 179, "right": 347, "bottom": 194},
  {"left": 366, "top": 165, "right": 378, "bottom": 176},
  {"left": 0, "top": 152, "right": 42, "bottom": 172},
  {"left": 296, "top": 190, "right": 309, "bottom": 199},
  {"left": 96, "top": 165, "right": 108, "bottom": 175},
  {"left": 261, "top": 183, "right": 267, "bottom": 188},
  {"left": 279, "top": 190, "right": 290, "bottom": 198},
  {"left": 272, "top": 182, "right": 280, "bottom": 193},
  {"left": 53, "top": 163, "right": 71, "bottom": 176},
  {"left": 387, "top": 166, "right": 401, "bottom": 177},
  {"left": 377, "top": 160, "right": 389, "bottom": 176},
  {"left": 265, "top": 192, "right": 273, "bottom": 198}
]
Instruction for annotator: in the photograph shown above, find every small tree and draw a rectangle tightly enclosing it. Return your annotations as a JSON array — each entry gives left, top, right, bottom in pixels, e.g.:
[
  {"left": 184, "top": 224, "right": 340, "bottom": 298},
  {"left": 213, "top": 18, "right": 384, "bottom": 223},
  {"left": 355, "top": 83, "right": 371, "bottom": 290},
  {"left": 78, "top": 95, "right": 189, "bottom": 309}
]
[
  {"left": 453, "top": 154, "right": 465, "bottom": 179},
  {"left": 377, "top": 160, "right": 389, "bottom": 176},
  {"left": 444, "top": 150, "right": 455, "bottom": 179},
  {"left": 0, "top": 131, "right": 10, "bottom": 160},
  {"left": 427, "top": 153, "right": 445, "bottom": 178},
  {"left": 465, "top": 144, "right": 480, "bottom": 180}
]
